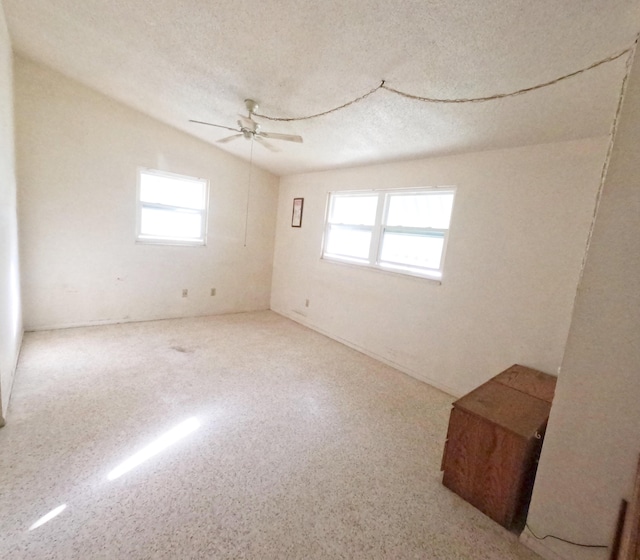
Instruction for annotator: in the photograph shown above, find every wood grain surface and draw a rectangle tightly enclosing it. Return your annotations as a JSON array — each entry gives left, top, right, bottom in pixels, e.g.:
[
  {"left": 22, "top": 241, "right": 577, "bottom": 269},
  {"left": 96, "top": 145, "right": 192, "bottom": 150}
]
[
  {"left": 453, "top": 380, "right": 550, "bottom": 439},
  {"left": 492, "top": 364, "right": 557, "bottom": 403},
  {"left": 442, "top": 365, "right": 555, "bottom": 530}
]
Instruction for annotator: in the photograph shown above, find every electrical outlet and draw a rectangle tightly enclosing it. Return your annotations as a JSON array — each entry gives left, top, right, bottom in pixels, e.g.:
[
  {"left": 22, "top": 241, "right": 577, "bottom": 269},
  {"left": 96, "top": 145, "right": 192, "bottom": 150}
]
[
  {"left": 305, "top": 299, "right": 310, "bottom": 308},
  {"left": 211, "top": 288, "right": 216, "bottom": 296},
  {"left": 182, "top": 289, "right": 188, "bottom": 298}
]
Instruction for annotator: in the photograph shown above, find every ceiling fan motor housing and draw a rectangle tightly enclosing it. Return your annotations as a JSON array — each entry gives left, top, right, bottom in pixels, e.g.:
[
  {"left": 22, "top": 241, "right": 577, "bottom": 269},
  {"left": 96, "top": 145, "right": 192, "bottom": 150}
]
[{"left": 244, "top": 99, "right": 259, "bottom": 115}]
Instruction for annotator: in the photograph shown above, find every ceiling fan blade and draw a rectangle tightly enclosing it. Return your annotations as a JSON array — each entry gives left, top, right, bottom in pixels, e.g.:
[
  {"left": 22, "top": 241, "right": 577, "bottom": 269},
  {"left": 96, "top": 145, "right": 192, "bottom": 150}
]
[
  {"left": 259, "top": 131, "right": 303, "bottom": 143},
  {"left": 254, "top": 135, "right": 279, "bottom": 152},
  {"left": 189, "top": 119, "right": 241, "bottom": 133},
  {"left": 217, "top": 134, "right": 243, "bottom": 144}
]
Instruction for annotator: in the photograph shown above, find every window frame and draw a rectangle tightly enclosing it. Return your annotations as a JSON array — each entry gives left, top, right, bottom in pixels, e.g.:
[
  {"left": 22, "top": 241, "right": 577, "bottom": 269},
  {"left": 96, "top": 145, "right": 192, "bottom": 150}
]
[
  {"left": 321, "top": 186, "right": 455, "bottom": 280},
  {"left": 135, "top": 168, "right": 209, "bottom": 247}
]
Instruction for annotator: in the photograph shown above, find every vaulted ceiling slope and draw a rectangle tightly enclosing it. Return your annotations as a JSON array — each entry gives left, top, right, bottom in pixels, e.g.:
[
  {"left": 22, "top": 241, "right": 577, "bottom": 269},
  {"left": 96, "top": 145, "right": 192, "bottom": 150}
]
[{"left": 4, "top": 0, "right": 640, "bottom": 176}]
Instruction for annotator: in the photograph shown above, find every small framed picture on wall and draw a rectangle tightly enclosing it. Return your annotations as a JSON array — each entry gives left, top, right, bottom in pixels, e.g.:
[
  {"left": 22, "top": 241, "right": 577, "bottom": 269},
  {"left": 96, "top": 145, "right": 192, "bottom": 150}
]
[{"left": 292, "top": 198, "right": 304, "bottom": 227}]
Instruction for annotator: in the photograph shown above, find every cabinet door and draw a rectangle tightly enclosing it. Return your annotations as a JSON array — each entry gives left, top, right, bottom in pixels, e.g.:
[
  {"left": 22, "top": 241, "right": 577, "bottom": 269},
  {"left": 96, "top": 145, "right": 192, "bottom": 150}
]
[{"left": 442, "top": 407, "right": 529, "bottom": 527}]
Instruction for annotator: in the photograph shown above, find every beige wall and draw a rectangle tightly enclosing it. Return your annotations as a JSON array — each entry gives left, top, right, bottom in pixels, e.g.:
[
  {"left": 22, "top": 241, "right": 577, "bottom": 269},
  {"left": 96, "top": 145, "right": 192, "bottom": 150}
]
[
  {"left": 16, "top": 56, "right": 279, "bottom": 330},
  {"left": 524, "top": 55, "right": 640, "bottom": 560},
  {"left": 0, "top": 1, "right": 22, "bottom": 423},
  {"left": 272, "top": 137, "right": 608, "bottom": 397}
]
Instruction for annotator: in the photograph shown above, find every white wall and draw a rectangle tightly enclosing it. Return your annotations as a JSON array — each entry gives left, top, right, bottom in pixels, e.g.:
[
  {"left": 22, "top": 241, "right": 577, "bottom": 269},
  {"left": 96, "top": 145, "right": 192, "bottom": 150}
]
[
  {"left": 272, "top": 137, "right": 608, "bottom": 397},
  {"left": 16, "top": 56, "right": 279, "bottom": 330},
  {"left": 523, "top": 55, "right": 640, "bottom": 560},
  {"left": 0, "top": 1, "right": 22, "bottom": 423}
]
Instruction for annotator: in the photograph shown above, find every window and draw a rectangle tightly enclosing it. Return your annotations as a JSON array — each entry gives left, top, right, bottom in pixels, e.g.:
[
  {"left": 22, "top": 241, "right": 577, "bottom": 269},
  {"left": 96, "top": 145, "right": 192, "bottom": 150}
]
[
  {"left": 322, "top": 188, "right": 455, "bottom": 279},
  {"left": 136, "top": 168, "right": 209, "bottom": 246}
]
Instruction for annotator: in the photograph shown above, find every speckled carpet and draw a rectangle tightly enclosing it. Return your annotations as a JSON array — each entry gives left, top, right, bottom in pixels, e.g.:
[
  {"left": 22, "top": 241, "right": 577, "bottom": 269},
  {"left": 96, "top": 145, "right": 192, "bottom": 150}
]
[{"left": 0, "top": 311, "right": 541, "bottom": 559}]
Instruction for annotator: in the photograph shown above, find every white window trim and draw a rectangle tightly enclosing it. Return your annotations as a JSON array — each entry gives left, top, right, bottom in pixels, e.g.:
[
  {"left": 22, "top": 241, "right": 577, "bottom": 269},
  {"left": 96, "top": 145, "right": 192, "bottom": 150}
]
[
  {"left": 135, "top": 168, "right": 210, "bottom": 247},
  {"left": 321, "top": 186, "right": 455, "bottom": 280}
]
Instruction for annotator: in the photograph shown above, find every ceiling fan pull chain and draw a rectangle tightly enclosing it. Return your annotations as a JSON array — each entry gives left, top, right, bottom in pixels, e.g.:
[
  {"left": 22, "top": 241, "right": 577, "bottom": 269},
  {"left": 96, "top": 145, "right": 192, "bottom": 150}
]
[{"left": 243, "top": 136, "right": 254, "bottom": 248}]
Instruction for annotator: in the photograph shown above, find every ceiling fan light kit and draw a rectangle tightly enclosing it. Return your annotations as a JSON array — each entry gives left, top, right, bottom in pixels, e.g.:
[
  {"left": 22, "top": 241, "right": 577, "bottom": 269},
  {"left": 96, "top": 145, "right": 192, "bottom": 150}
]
[{"left": 189, "top": 98, "right": 303, "bottom": 151}]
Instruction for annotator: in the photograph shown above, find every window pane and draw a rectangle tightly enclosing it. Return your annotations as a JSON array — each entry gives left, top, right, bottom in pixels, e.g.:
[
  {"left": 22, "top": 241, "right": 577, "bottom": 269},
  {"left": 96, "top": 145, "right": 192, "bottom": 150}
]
[
  {"left": 325, "top": 225, "right": 372, "bottom": 260},
  {"left": 140, "top": 172, "right": 206, "bottom": 210},
  {"left": 140, "top": 207, "right": 202, "bottom": 240},
  {"left": 379, "top": 231, "right": 444, "bottom": 270},
  {"left": 386, "top": 193, "right": 453, "bottom": 229},
  {"left": 329, "top": 195, "right": 378, "bottom": 226}
]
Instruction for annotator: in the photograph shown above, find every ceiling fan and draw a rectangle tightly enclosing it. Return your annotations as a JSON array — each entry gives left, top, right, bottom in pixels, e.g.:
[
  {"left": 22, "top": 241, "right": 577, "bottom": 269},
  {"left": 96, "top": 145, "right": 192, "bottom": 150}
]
[{"left": 189, "top": 99, "right": 303, "bottom": 151}]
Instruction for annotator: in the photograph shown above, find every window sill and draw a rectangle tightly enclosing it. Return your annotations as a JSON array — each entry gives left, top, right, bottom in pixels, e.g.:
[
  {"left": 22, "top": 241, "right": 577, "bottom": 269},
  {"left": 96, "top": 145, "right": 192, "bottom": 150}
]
[
  {"left": 135, "top": 238, "right": 206, "bottom": 248},
  {"left": 320, "top": 256, "right": 442, "bottom": 285}
]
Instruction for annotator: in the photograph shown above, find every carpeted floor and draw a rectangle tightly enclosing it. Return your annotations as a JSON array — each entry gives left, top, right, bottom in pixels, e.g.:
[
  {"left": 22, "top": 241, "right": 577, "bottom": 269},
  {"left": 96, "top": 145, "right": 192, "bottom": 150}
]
[{"left": 0, "top": 311, "right": 542, "bottom": 559}]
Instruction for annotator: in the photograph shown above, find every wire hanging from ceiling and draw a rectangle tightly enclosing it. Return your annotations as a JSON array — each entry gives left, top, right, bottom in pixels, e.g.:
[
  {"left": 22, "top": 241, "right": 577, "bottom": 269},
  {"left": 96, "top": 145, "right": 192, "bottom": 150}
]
[
  {"left": 254, "top": 81, "right": 385, "bottom": 122},
  {"left": 382, "top": 45, "right": 633, "bottom": 104},
  {"left": 253, "top": 40, "right": 638, "bottom": 122}
]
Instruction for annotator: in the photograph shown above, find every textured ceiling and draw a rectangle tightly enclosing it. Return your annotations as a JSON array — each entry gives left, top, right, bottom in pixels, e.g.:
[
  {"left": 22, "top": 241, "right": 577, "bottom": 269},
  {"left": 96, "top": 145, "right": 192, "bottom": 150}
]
[{"left": 4, "top": 0, "right": 640, "bottom": 176}]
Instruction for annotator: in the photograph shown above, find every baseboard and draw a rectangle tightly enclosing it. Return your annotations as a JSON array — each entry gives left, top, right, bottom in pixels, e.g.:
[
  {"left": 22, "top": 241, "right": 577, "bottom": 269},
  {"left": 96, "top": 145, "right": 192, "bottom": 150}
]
[
  {"left": 1, "top": 327, "right": 24, "bottom": 426},
  {"left": 24, "top": 308, "right": 271, "bottom": 332},
  {"left": 273, "top": 307, "right": 460, "bottom": 398},
  {"left": 26, "top": 317, "right": 135, "bottom": 331}
]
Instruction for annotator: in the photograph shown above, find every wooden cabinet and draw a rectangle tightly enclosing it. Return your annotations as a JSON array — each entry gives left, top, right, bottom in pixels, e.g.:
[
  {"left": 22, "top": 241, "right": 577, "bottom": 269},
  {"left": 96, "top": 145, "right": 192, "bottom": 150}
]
[{"left": 441, "top": 364, "right": 556, "bottom": 529}]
